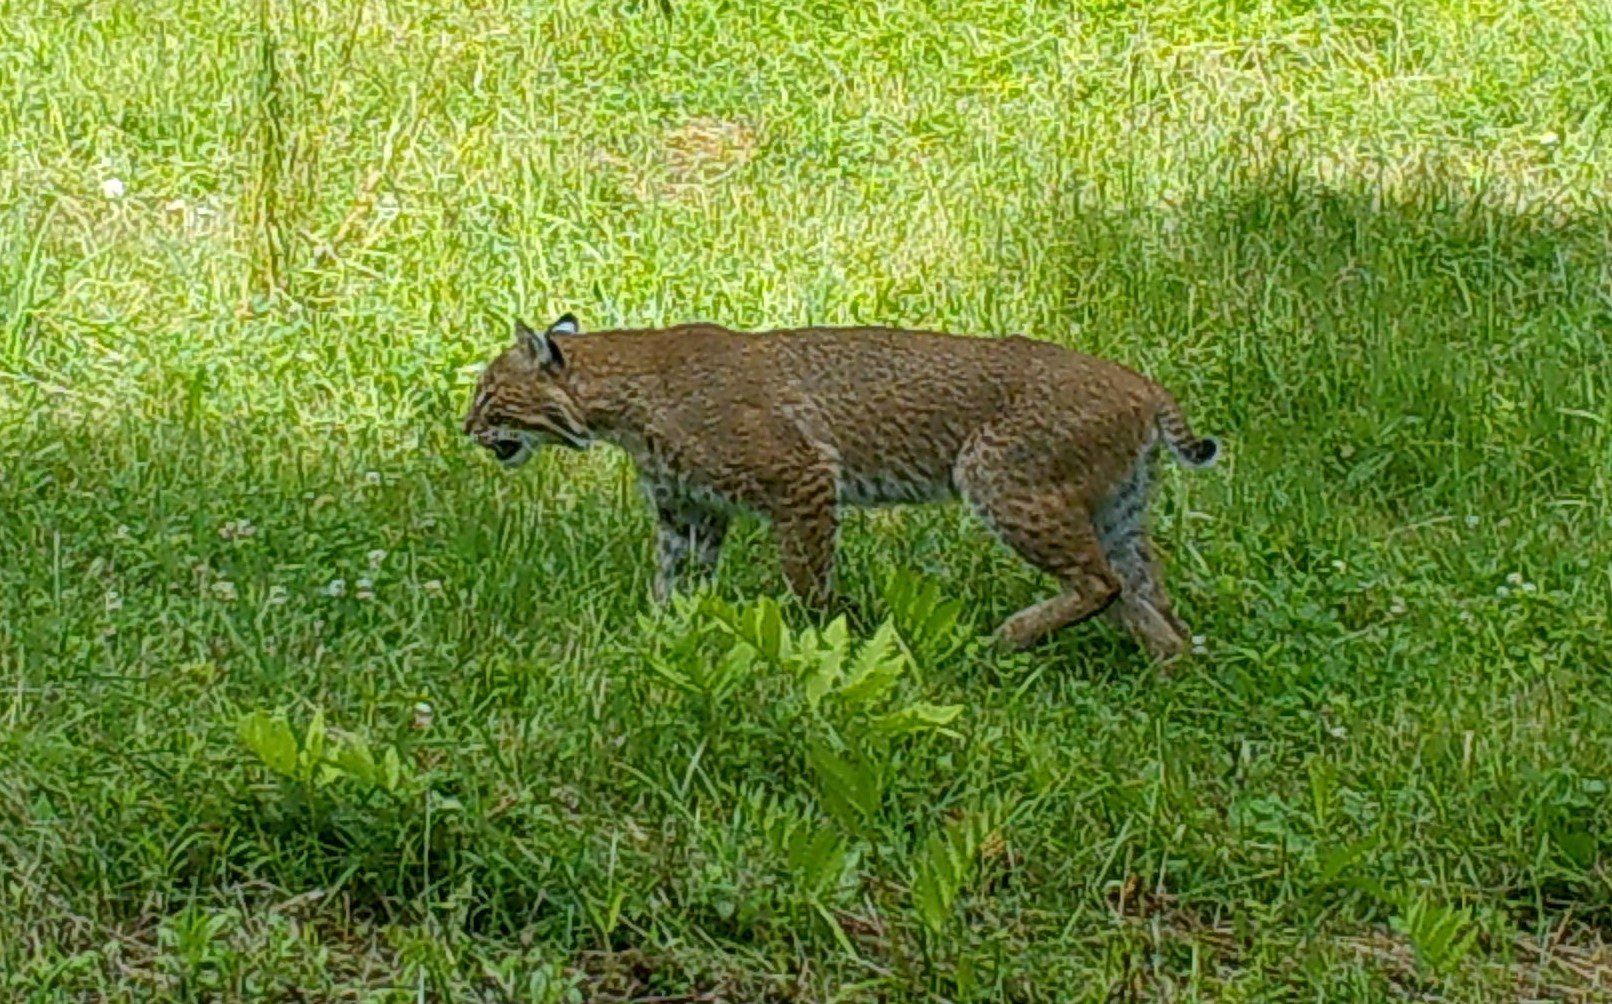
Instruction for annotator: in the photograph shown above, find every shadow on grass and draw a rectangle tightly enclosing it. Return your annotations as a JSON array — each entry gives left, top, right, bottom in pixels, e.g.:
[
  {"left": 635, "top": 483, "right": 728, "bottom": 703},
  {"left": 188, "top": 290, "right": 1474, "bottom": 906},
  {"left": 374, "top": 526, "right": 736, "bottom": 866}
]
[{"left": 1043, "top": 158, "right": 1608, "bottom": 515}]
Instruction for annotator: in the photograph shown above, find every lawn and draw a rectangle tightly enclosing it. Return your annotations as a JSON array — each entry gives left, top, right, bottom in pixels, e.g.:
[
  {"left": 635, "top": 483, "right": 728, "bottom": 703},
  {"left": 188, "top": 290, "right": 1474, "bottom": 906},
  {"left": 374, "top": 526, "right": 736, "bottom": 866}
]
[{"left": 2, "top": 0, "right": 1610, "bottom": 999}]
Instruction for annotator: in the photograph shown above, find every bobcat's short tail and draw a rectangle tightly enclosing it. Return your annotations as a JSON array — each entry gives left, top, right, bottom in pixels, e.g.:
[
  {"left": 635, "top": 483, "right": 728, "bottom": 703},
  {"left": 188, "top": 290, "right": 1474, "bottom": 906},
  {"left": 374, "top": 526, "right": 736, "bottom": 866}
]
[{"left": 1155, "top": 394, "right": 1221, "bottom": 468}]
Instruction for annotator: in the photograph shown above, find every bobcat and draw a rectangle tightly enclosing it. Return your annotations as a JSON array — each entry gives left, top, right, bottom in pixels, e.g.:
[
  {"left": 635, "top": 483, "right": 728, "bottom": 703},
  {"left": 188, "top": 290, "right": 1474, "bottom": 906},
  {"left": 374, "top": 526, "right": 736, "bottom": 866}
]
[{"left": 463, "top": 314, "right": 1219, "bottom": 661}]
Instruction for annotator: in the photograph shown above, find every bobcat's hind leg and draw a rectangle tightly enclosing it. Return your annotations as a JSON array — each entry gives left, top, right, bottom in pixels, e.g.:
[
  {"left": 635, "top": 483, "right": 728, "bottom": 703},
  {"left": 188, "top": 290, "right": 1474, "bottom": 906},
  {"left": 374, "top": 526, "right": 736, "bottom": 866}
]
[
  {"left": 956, "top": 445, "right": 1120, "bottom": 649},
  {"left": 1095, "top": 457, "right": 1189, "bottom": 663}
]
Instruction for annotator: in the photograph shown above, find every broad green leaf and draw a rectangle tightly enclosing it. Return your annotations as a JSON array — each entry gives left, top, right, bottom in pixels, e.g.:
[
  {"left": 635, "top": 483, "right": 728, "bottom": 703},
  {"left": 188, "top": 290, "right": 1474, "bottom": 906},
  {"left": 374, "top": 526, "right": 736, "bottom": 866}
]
[
  {"left": 801, "top": 629, "right": 849, "bottom": 710},
  {"left": 786, "top": 822, "right": 847, "bottom": 895},
  {"left": 645, "top": 656, "right": 694, "bottom": 695},
  {"left": 806, "top": 740, "right": 883, "bottom": 831},
  {"left": 1392, "top": 894, "right": 1478, "bottom": 976},
  {"left": 238, "top": 711, "right": 298, "bottom": 778},
  {"left": 751, "top": 598, "right": 784, "bottom": 663},
  {"left": 330, "top": 736, "right": 378, "bottom": 786},
  {"left": 908, "top": 810, "right": 999, "bottom": 935},
  {"left": 837, "top": 620, "right": 907, "bottom": 707},
  {"left": 301, "top": 708, "right": 327, "bottom": 780},
  {"left": 872, "top": 702, "right": 963, "bottom": 736},
  {"left": 884, "top": 571, "right": 969, "bottom": 661},
  {"left": 1556, "top": 828, "right": 1597, "bottom": 870},
  {"left": 1315, "top": 837, "right": 1374, "bottom": 884},
  {"left": 381, "top": 747, "right": 404, "bottom": 792},
  {"left": 704, "top": 640, "right": 757, "bottom": 698}
]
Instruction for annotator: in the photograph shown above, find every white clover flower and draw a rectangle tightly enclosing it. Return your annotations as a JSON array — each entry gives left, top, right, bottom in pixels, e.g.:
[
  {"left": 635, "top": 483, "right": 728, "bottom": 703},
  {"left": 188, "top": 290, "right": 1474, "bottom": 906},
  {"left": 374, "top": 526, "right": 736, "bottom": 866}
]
[
  {"left": 1464, "top": 515, "right": 1480, "bottom": 528},
  {"left": 115, "top": 525, "right": 132, "bottom": 540},
  {"left": 105, "top": 590, "right": 123, "bottom": 613},
  {"left": 219, "top": 518, "right": 257, "bottom": 541},
  {"left": 355, "top": 577, "right": 375, "bottom": 601},
  {"left": 267, "top": 585, "right": 288, "bottom": 606},
  {"left": 1521, "top": 581, "right": 1537, "bottom": 593},
  {"left": 1539, "top": 130, "right": 1560, "bottom": 147},
  {"left": 212, "top": 580, "right": 238, "bottom": 602},
  {"left": 366, "top": 549, "right": 387, "bottom": 569},
  {"left": 411, "top": 701, "right": 434, "bottom": 730},
  {"left": 422, "top": 580, "right": 444, "bottom": 595},
  {"left": 1389, "top": 597, "right": 1407, "bottom": 616},
  {"left": 101, "top": 177, "right": 125, "bottom": 199},
  {"left": 1190, "top": 634, "right": 1208, "bottom": 655},
  {"left": 324, "top": 578, "right": 347, "bottom": 598},
  {"left": 1506, "top": 572, "right": 1525, "bottom": 586},
  {"left": 364, "top": 471, "right": 382, "bottom": 486}
]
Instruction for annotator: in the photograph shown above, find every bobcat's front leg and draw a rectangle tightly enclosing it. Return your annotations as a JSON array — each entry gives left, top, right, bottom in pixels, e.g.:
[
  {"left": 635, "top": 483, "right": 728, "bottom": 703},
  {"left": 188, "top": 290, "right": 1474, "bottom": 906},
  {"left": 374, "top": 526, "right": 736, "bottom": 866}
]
[
  {"left": 767, "top": 462, "right": 841, "bottom": 610},
  {"left": 653, "top": 505, "right": 729, "bottom": 603}
]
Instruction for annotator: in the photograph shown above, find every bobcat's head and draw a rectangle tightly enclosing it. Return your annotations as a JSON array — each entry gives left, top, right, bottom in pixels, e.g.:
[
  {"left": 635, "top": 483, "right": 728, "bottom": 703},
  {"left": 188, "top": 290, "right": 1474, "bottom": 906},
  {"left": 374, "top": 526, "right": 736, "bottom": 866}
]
[{"left": 462, "top": 314, "right": 593, "bottom": 468}]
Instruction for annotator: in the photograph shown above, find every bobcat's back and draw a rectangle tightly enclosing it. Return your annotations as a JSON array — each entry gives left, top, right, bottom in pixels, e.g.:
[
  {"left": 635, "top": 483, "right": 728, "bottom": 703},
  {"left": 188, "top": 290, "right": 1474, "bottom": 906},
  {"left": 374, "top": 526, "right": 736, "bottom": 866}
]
[{"left": 592, "top": 325, "right": 1173, "bottom": 505}]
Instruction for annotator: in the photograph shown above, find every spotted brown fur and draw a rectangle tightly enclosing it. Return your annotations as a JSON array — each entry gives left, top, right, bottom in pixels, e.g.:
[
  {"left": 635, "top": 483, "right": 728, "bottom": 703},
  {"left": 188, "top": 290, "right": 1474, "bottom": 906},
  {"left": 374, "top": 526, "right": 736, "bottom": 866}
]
[{"left": 463, "top": 316, "right": 1220, "bottom": 662}]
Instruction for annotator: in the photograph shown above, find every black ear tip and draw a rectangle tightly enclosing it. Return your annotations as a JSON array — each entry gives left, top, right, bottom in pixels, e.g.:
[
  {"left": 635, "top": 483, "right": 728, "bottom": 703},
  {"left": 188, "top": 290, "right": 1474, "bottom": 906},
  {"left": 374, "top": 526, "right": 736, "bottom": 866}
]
[{"left": 557, "top": 312, "right": 578, "bottom": 326}]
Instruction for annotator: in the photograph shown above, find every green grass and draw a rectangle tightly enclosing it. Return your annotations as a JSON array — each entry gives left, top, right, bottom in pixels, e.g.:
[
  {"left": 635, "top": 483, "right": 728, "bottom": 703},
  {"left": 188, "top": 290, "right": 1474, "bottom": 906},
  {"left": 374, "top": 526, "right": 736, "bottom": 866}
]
[{"left": 3, "top": 0, "right": 1611, "bottom": 998}]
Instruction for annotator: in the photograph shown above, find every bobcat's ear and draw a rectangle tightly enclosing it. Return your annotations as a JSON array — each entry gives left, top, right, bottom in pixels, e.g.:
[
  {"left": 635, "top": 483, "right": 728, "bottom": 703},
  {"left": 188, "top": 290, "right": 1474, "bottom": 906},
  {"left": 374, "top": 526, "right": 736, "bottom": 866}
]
[
  {"left": 515, "top": 317, "right": 564, "bottom": 370},
  {"left": 548, "top": 312, "right": 580, "bottom": 337}
]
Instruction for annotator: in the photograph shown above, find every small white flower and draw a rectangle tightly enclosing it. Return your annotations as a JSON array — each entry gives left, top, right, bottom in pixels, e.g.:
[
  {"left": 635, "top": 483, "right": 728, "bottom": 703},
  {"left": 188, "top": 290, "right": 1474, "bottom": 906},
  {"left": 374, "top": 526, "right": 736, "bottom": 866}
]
[
  {"left": 212, "top": 580, "right": 238, "bottom": 602},
  {"left": 412, "top": 701, "right": 434, "bottom": 730},
  {"left": 1389, "top": 597, "right": 1407, "bottom": 616},
  {"left": 1458, "top": 609, "right": 1474, "bottom": 623},
  {"left": 1190, "top": 633, "right": 1208, "bottom": 655},
  {"left": 266, "top": 585, "right": 288, "bottom": 606},
  {"left": 1464, "top": 515, "right": 1480, "bottom": 528},
  {"left": 355, "top": 577, "right": 375, "bottom": 600},
  {"left": 364, "top": 471, "right": 382, "bottom": 486},
  {"left": 375, "top": 193, "right": 401, "bottom": 222},
  {"left": 1506, "top": 572, "right": 1525, "bottom": 586},
  {"left": 219, "top": 518, "right": 256, "bottom": 541},
  {"left": 324, "top": 578, "right": 347, "bottom": 598},
  {"left": 1539, "top": 130, "right": 1559, "bottom": 147},
  {"left": 1497, "top": 585, "right": 1510, "bottom": 598},
  {"left": 105, "top": 590, "right": 123, "bottom": 613},
  {"left": 115, "top": 524, "right": 132, "bottom": 540},
  {"left": 422, "top": 580, "right": 444, "bottom": 595},
  {"left": 1521, "top": 581, "right": 1537, "bottom": 593},
  {"left": 164, "top": 197, "right": 187, "bottom": 213},
  {"left": 101, "top": 177, "right": 125, "bottom": 199},
  {"left": 366, "top": 549, "right": 387, "bottom": 569},
  {"left": 1330, "top": 559, "right": 1347, "bottom": 573},
  {"left": 1328, "top": 724, "right": 1349, "bottom": 740}
]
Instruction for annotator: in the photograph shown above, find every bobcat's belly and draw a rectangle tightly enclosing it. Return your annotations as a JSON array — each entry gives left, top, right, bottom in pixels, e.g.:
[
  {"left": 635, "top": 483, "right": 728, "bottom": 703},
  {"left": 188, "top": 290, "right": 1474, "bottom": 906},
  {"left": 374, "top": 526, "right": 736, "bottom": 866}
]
[{"left": 837, "top": 466, "right": 957, "bottom": 508}]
